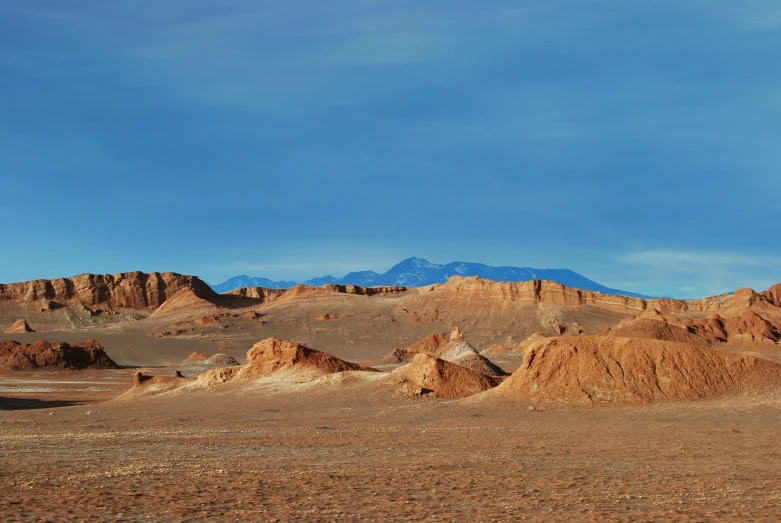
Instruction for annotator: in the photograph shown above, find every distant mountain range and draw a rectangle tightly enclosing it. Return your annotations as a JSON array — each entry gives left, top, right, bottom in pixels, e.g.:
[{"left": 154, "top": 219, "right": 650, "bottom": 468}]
[{"left": 210, "top": 257, "right": 652, "bottom": 298}]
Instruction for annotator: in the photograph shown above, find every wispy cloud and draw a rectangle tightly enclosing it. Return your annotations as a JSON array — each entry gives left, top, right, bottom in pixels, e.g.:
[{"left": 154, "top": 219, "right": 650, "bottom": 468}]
[{"left": 616, "top": 249, "right": 781, "bottom": 298}]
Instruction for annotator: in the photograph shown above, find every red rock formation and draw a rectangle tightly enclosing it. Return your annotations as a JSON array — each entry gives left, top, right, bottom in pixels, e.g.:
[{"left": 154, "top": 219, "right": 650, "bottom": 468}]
[
  {"left": 4, "top": 319, "right": 34, "bottom": 334},
  {"left": 406, "top": 276, "right": 752, "bottom": 315},
  {"left": 224, "top": 287, "right": 286, "bottom": 304},
  {"left": 609, "top": 285, "right": 781, "bottom": 346},
  {"left": 489, "top": 335, "right": 781, "bottom": 404},
  {"left": 0, "top": 272, "right": 215, "bottom": 310},
  {"left": 387, "top": 353, "right": 502, "bottom": 400},
  {"left": 184, "top": 351, "right": 210, "bottom": 362},
  {"left": 0, "top": 339, "right": 119, "bottom": 370},
  {"left": 119, "top": 372, "right": 194, "bottom": 400},
  {"left": 382, "top": 333, "right": 449, "bottom": 363},
  {"left": 198, "top": 338, "right": 376, "bottom": 386},
  {"left": 609, "top": 310, "right": 713, "bottom": 346},
  {"left": 434, "top": 336, "right": 506, "bottom": 376},
  {"left": 150, "top": 288, "right": 222, "bottom": 319},
  {"left": 382, "top": 328, "right": 505, "bottom": 376},
  {"left": 193, "top": 316, "right": 221, "bottom": 326}
]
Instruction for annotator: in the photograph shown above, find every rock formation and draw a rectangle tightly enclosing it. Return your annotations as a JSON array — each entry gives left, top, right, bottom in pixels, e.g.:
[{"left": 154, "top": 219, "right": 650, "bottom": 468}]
[
  {"left": 224, "top": 284, "right": 407, "bottom": 309},
  {"left": 4, "top": 319, "right": 34, "bottom": 334},
  {"left": 381, "top": 328, "right": 505, "bottom": 375},
  {"left": 387, "top": 353, "right": 502, "bottom": 400},
  {"left": 0, "top": 339, "right": 119, "bottom": 370},
  {"left": 0, "top": 272, "right": 215, "bottom": 310},
  {"left": 149, "top": 288, "right": 222, "bottom": 319},
  {"left": 223, "top": 287, "right": 286, "bottom": 304},
  {"left": 197, "top": 338, "right": 376, "bottom": 386},
  {"left": 382, "top": 332, "right": 450, "bottom": 363},
  {"left": 184, "top": 351, "right": 209, "bottom": 362},
  {"left": 608, "top": 310, "right": 713, "bottom": 346},
  {"left": 488, "top": 335, "right": 781, "bottom": 404},
  {"left": 434, "top": 332, "right": 506, "bottom": 376},
  {"left": 120, "top": 371, "right": 194, "bottom": 400},
  {"left": 514, "top": 332, "right": 548, "bottom": 352},
  {"left": 193, "top": 316, "right": 221, "bottom": 326},
  {"left": 177, "top": 353, "right": 241, "bottom": 376},
  {"left": 401, "top": 276, "right": 770, "bottom": 317},
  {"left": 607, "top": 286, "right": 781, "bottom": 346}
]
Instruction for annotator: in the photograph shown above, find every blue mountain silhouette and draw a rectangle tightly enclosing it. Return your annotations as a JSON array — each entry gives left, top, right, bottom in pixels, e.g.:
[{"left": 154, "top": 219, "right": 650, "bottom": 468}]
[{"left": 210, "top": 257, "right": 650, "bottom": 298}]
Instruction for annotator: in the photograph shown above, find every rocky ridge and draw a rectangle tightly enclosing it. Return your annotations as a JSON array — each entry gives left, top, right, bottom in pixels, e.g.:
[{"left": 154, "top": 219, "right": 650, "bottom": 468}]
[{"left": 0, "top": 272, "right": 215, "bottom": 310}]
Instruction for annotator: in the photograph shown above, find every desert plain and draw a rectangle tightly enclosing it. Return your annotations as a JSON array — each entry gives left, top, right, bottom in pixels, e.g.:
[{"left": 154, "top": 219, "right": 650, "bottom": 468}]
[{"left": 2, "top": 272, "right": 781, "bottom": 521}]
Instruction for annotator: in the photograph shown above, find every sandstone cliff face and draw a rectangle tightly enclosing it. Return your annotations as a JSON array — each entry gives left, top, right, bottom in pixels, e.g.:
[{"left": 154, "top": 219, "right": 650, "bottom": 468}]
[
  {"left": 410, "top": 276, "right": 747, "bottom": 315},
  {"left": 272, "top": 284, "right": 409, "bottom": 303},
  {"left": 0, "top": 272, "right": 216, "bottom": 310},
  {"left": 415, "top": 277, "right": 650, "bottom": 312}
]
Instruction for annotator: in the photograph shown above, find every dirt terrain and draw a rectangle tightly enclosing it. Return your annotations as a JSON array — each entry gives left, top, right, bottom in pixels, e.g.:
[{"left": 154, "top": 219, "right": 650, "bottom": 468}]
[
  {"left": 2, "top": 273, "right": 781, "bottom": 520},
  {"left": 2, "top": 378, "right": 781, "bottom": 521}
]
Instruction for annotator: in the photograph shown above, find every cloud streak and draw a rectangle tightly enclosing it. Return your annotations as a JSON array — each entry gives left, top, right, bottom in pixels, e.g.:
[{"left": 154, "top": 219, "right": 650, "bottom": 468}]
[{"left": 616, "top": 250, "right": 781, "bottom": 298}]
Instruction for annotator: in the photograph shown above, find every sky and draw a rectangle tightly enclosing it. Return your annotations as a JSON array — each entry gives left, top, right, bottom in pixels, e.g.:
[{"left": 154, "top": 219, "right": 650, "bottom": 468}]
[{"left": 1, "top": 1, "right": 780, "bottom": 298}]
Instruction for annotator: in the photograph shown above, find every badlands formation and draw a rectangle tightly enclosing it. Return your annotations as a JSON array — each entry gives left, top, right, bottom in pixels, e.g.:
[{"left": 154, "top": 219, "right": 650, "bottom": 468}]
[
  {"left": 0, "top": 339, "right": 118, "bottom": 370},
  {"left": 3, "top": 272, "right": 781, "bottom": 519}
]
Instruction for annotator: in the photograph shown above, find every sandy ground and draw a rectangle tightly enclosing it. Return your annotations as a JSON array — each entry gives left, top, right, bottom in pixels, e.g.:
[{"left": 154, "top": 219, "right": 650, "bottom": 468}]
[{"left": 2, "top": 371, "right": 781, "bottom": 521}]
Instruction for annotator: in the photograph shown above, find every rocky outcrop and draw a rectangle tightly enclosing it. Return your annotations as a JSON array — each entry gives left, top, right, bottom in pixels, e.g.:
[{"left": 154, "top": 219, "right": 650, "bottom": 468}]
[
  {"left": 149, "top": 288, "right": 222, "bottom": 319},
  {"left": 225, "top": 284, "right": 407, "bottom": 307},
  {"left": 274, "top": 284, "right": 409, "bottom": 303},
  {"left": 223, "top": 287, "right": 286, "bottom": 304},
  {"left": 4, "top": 319, "right": 34, "bottom": 334},
  {"left": 609, "top": 285, "right": 781, "bottom": 346},
  {"left": 118, "top": 371, "right": 194, "bottom": 400},
  {"left": 382, "top": 332, "right": 450, "bottom": 363},
  {"left": 0, "top": 339, "right": 119, "bottom": 370},
  {"left": 608, "top": 309, "right": 713, "bottom": 346},
  {"left": 488, "top": 335, "right": 781, "bottom": 404},
  {"left": 387, "top": 353, "right": 502, "bottom": 399},
  {"left": 175, "top": 353, "right": 241, "bottom": 377},
  {"left": 434, "top": 331, "right": 506, "bottom": 376},
  {"left": 197, "top": 338, "right": 376, "bottom": 386},
  {"left": 0, "top": 272, "right": 215, "bottom": 310},
  {"left": 416, "top": 277, "right": 651, "bottom": 312},
  {"left": 381, "top": 328, "right": 505, "bottom": 375},
  {"left": 410, "top": 276, "right": 748, "bottom": 315}
]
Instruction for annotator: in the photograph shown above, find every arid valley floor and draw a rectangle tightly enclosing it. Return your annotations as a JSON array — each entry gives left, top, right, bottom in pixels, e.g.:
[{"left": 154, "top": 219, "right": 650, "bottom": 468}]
[{"left": 2, "top": 273, "right": 781, "bottom": 521}]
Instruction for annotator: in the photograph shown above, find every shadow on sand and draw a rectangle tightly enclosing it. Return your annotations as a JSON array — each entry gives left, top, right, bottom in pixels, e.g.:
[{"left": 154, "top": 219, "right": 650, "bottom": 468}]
[{"left": 0, "top": 397, "right": 88, "bottom": 411}]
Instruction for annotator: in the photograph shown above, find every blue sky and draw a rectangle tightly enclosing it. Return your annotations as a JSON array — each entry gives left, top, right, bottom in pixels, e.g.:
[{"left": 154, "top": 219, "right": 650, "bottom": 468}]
[{"left": 1, "top": 1, "right": 780, "bottom": 298}]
